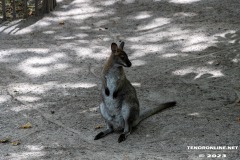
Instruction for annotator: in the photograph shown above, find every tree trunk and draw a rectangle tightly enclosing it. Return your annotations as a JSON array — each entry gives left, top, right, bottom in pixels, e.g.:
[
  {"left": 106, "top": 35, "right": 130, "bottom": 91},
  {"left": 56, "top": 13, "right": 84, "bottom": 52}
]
[
  {"left": 12, "top": 0, "right": 16, "bottom": 19},
  {"left": 53, "top": 0, "right": 57, "bottom": 8},
  {"left": 23, "top": 0, "right": 28, "bottom": 18},
  {"left": 35, "top": 0, "right": 38, "bottom": 16},
  {"left": 42, "top": 0, "right": 57, "bottom": 14},
  {"left": 2, "top": 0, "right": 6, "bottom": 21},
  {"left": 42, "top": 0, "right": 49, "bottom": 13}
]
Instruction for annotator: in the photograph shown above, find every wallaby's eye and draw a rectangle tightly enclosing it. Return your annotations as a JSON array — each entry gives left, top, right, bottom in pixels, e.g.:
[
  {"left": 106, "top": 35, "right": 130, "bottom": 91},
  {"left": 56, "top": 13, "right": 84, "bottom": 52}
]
[{"left": 120, "top": 55, "right": 125, "bottom": 59}]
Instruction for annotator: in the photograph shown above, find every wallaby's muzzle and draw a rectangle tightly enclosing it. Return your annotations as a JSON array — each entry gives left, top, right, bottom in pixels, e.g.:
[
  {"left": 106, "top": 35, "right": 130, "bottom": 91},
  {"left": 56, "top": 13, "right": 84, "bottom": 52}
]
[{"left": 126, "top": 60, "right": 132, "bottom": 67}]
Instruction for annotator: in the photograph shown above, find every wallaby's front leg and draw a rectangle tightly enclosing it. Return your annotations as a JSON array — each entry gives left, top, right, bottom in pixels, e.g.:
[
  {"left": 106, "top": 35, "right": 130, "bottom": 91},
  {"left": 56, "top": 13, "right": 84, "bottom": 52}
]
[
  {"left": 118, "top": 105, "right": 132, "bottom": 143},
  {"left": 118, "top": 120, "right": 132, "bottom": 143}
]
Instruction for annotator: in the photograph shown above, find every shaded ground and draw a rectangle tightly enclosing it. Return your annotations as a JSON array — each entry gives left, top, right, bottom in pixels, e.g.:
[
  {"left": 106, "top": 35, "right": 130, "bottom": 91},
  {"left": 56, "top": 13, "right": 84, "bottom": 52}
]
[{"left": 0, "top": 0, "right": 240, "bottom": 159}]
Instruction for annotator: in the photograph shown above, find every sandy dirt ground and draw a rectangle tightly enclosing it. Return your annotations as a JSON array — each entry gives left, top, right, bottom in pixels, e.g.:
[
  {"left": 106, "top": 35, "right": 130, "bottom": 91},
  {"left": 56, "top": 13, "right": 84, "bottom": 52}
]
[{"left": 0, "top": 0, "right": 240, "bottom": 159}]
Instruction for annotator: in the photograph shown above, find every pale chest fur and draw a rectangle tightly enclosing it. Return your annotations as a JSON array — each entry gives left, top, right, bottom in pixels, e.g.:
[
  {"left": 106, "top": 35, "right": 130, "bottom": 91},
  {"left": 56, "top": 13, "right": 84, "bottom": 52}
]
[
  {"left": 102, "top": 67, "right": 123, "bottom": 113},
  {"left": 106, "top": 74, "right": 119, "bottom": 95}
]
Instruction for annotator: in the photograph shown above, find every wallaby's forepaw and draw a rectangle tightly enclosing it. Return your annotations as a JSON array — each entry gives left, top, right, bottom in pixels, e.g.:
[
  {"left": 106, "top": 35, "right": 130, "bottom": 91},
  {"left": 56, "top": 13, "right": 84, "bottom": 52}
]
[
  {"left": 118, "top": 134, "right": 126, "bottom": 143},
  {"left": 94, "top": 132, "right": 104, "bottom": 140},
  {"left": 113, "top": 90, "right": 118, "bottom": 99},
  {"left": 105, "top": 88, "right": 110, "bottom": 96}
]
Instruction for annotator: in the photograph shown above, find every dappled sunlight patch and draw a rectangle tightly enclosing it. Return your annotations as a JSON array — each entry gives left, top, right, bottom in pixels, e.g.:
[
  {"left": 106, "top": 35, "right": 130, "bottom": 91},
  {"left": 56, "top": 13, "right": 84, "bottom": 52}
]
[
  {"left": 16, "top": 96, "right": 41, "bottom": 103},
  {"left": 207, "top": 60, "right": 215, "bottom": 65},
  {"left": 54, "top": 0, "right": 115, "bottom": 20},
  {"left": 19, "top": 62, "right": 50, "bottom": 77},
  {"left": 8, "top": 83, "right": 51, "bottom": 95},
  {"left": 10, "top": 104, "right": 38, "bottom": 112},
  {"left": 131, "top": 82, "right": 141, "bottom": 87},
  {"left": 54, "top": 35, "right": 76, "bottom": 40},
  {"left": 93, "top": 19, "right": 110, "bottom": 27},
  {"left": 172, "top": 31, "right": 215, "bottom": 52},
  {"left": 129, "top": 44, "right": 164, "bottom": 58},
  {"left": 0, "top": 95, "right": 11, "bottom": 103},
  {"left": 13, "top": 20, "right": 52, "bottom": 35},
  {"left": 129, "top": 51, "right": 146, "bottom": 59},
  {"left": 213, "top": 30, "right": 236, "bottom": 39},
  {"left": 173, "top": 67, "right": 224, "bottom": 79},
  {"left": 8, "top": 151, "right": 45, "bottom": 159},
  {"left": 122, "top": 0, "right": 136, "bottom": 4},
  {"left": 213, "top": 30, "right": 239, "bottom": 47},
  {"left": 173, "top": 12, "right": 197, "bottom": 18},
  {"left": 98, "top": 0, "right": 117, "bottom": 6},
  {"left": 128, "top": 26, "right": 215, "bottom": 54},
  {"left": 42, "top": 30, "right": 56, "bottom": 34},
  {"left": 89, "top": 106, "right": 98, "bottom": 112},
  {"left": 183, "top": 43, "right": 211, "bottom": 52},
  {"left": 128, "top": 11, "right": 152, "bottom": 20},
  {"left": 8, "top": 81, "right": 97, "bottom": 96},
  {"left": 137, "top": 18, "right": 171, "bottom": 31},
  {"left": 54, "top": 8, "right": 93, "bottom": 16},
  {"left": 0, "top": 48, "right": 49, "bottom": 62},
  {"left": 76, "top": 39, "right": 91, "bottom": 44},
  {"left": 182, "top": 33, "right": 215, "bottom": 52},
  {"left": 60, "top": 82, "right": 97, "bottom": 89},
  {"left": 188, "top": 112, "right": 200, "bottom": 117},
  {"left": 127, "top": 36, "right": 144, "bottom": 42},
  {"left": 0, "top": 20, "right": 22, "bottom": 34},
  {"left": 53, "top": 63, "right": 69, "bottom": 70},
  {"left": 76, "top": 33, "right": 89, "bottom": 38},
  {"left": 131, "top": 59, "right": 146, "bottom": 66},
  {"left": 167, "top": 27, "right": 191, "bottom": 41},
  {"left": 26, "top": 145, "right": 45, "bottom": 151},
  {"left": 170, "top": 0, "right": 202, "bottom": 4},
  {"left": 232, "top": 58, "right": 239, "bottom": 63},
  {"left": 161, "top": 53, "right": 188, "bottom": 58},
  {"left": 18, "top": 53, "right": 68, "bottom": 77},
  {"left": 0, "top": 23, "right": 20, "bottom": 34},
  {"left": 74, "top": 47, "right": 108, "bottom": 60}
]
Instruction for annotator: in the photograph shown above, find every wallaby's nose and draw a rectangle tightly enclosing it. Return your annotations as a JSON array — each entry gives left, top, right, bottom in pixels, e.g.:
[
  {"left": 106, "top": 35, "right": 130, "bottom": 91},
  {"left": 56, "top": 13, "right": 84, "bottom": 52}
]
[{"left": 127, "top": 61, "right": 132, "bottom": 67}]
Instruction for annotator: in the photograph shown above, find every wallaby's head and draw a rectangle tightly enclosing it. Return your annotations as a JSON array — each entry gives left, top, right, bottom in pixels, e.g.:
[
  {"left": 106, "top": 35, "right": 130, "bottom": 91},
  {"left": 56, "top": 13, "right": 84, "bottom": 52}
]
[{"left": 111, "top": 42, "right": 132, "bottom": 67}]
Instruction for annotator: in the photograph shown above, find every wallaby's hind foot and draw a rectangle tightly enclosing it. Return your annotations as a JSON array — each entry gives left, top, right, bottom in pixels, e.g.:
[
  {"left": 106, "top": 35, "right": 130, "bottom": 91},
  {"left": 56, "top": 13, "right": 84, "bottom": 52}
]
[
  {"left": 118, "top": 134, "right": 126, "bottom": 143},
  {"left": 94, "top": 129, "right": 113, "bottom": 140}
]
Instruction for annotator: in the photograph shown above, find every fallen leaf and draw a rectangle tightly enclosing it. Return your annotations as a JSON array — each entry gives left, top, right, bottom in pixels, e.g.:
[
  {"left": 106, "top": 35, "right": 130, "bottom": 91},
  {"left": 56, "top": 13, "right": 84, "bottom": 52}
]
[
  {"left": 11, "top": 140, "right": 21, "bottom": 146},
  {"left": 20, "top": 122, "right": 32, "bottom": 129},
  {"left": 237, "top": 100, "right": 240, "bottom": 106},
  {"left": 59, "top": 21, "right": 65, "bottom": 25},
  {"left": 95, "top": 125, "right": 103, "bottom": 129},
  {"left": 0, "top": 138, "right": 10, "bottom": 143},
  {"left": 237, "top": 117, "right": 240, "bottom": 122}
]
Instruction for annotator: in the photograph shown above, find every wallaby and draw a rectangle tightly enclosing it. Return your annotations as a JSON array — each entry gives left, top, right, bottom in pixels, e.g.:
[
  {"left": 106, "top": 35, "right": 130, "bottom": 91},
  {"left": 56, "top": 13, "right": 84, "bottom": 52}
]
[{"left": 94, "top": 42, "right": 176, "bottom": 143}]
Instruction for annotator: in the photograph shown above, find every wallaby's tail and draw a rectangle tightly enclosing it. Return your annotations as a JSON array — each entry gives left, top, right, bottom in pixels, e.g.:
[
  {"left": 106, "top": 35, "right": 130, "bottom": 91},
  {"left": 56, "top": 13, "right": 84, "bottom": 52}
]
[{"left": 133, "top": 101, "right": 176, "bottom": 127}]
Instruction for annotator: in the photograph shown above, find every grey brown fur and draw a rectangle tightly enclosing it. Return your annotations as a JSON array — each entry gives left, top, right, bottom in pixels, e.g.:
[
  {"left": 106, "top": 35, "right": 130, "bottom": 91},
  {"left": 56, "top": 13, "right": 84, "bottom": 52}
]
[{"left": 94, "top": 42, "right": 176, "bottom": 143}]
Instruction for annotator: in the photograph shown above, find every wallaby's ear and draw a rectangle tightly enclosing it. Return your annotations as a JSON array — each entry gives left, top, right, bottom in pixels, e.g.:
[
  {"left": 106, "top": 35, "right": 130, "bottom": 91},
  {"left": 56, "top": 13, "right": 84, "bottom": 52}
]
[
  {"left": 119, "top": 42, "right": 124, "bottom": 50},
  {"left": 111, "top": 43, "right": 118, "bottom": 53}
]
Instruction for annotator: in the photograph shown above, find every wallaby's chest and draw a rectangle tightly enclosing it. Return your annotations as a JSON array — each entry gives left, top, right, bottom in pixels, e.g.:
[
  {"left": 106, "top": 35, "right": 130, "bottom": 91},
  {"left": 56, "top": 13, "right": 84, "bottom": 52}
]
[
  {"left": 104, "top": 68, "right": 121, "bottom": 95},
  {"left": 106, "top": 74, "right": 119, "bottom": 93},
  {"left": 104, "top": 73, "right": 120, "bottom": 108}
]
